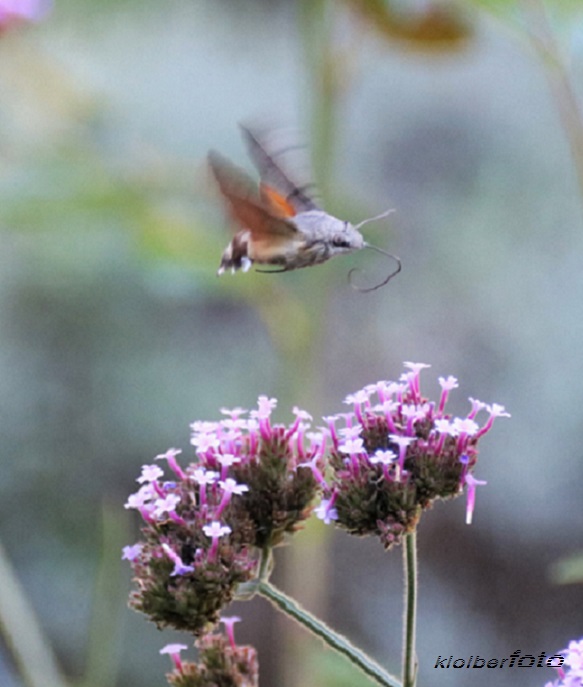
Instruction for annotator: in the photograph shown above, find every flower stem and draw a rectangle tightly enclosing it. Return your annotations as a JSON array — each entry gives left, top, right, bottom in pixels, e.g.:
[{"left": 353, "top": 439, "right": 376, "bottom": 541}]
[
  {"left": 258, "top": 545, "right": 273, "bottom": 581},
  {"left": 522, "top": 0, "right": 583, "bottom": 209},
  {"left": 402, "top": 531, "right": 418, "bottom": 687},
  {"left": 258, "top": 580, "right": 401, "bottom": 687}
]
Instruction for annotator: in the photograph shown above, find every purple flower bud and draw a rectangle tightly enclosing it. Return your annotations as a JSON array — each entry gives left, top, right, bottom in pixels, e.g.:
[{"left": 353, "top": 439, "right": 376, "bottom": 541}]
[{"left": 121, "top": 543, "right": 143, "bottom": 561}]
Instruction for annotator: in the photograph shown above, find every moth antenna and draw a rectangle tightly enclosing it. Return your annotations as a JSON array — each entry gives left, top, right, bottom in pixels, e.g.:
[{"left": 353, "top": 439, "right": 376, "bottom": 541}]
[
  {"left": 353, "top": 209, "right": 395, "bottom": 231},
  {"left": 348, "top": 243, "right": 402, "bottom": 293}
]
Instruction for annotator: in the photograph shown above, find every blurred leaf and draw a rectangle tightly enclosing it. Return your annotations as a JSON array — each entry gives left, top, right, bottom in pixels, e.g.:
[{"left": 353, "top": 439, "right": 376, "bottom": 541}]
[
  {"left": 345, "top": 0, "right": 474, "bottom": 52},
  {"left": 0, "top": 539, "right": 67, "bottom": 687},
  {"left": 135, "top": 202, "right": 218, "bottom": 272},
  {"left": 550, "top": 552, "right": 583, "bottom": 585},
  {"left": 1, "top": 147, "right": 147, "bottom": 230},
  {"left": 468, "top": 0, "right": 583, "bottom": 23},
  {"left": 467, "top": 0, "right": 519, "bottom": 16},
  {"left": 255, "top": 282, "right": 313, "bottom": 357}
]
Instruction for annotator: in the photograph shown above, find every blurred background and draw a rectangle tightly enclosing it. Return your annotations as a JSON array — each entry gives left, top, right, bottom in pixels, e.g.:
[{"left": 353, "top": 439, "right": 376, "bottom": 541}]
[{"left": 1, "top": 1, "right": 582, "bottom": 686}]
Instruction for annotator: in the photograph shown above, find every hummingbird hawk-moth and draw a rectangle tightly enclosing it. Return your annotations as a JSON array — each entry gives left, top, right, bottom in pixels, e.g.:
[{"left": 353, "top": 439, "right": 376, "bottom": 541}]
[{"left": 208, "top": 126, "right": 400, "bottom": 292}]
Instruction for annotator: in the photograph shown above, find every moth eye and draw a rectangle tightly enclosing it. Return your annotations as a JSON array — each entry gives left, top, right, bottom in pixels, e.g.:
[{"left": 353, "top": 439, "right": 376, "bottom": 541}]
[{"left": 332, "top": 237, "right": 351, "bottom": 248}]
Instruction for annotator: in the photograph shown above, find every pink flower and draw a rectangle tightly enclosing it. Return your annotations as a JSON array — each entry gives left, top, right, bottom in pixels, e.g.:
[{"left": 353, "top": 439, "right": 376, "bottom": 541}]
[
  {"left": 438, "top": 375, "right": 458, "bottom": 413},
  {"left": 160, "top": 643, "right": 188, "bottom": 672},
  {"left": 315, "top": 498, "right": 338, "bottom": 524},
  {"left": 220, "top": 407, "right": 248, "bottom": 418},
  {"left": 121, "top": 543, "right": 143, "bottom": 562},
  {"left": 161, "top": 544, "right": 195, "bottom": 577},
  {"left": 203, "top": 521, "right": 232, "bottom": 562},
  {"left": 338, "top": 437, "right": 365, "bottom": 455},
  {"left": 0, "top": 0, "right": 51, "bottom": 32},
  {"left": 137, "top": 464, "right": 164, "bottom": 484},
  {"left": 463, "top": 474, "right": 487, "bottom": 525},
  {"left": 155, "top": 448, "right": 186, "bottom": 480},
  {"left": 220, "top": 616, "right": 242, "bottom": 650},
  {"left": 389, "top": 434, "right": 415, "bottom": 469},
  {"left": 255, "top": 395, "right": 277, "bottom": 419}
]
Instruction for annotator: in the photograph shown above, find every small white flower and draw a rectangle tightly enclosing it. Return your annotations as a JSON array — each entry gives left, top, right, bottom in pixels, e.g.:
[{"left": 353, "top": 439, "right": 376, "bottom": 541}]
[
  {"left": 338, "top": 438, "right": 365, "bottom": 454},
  {"left": 203, "top": 521, "right": 232, "bottom": 538}
]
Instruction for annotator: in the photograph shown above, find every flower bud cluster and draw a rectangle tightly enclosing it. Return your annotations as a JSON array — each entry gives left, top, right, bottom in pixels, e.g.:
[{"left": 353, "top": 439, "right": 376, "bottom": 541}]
[
  {"left": 161, "top": 617, "right": 258, "bottom": 687},
  {"left": 124, "top": 398, "right": 324, "bottom": 634},
  {"left": 320, "top": 363, "right": 509, "bottom": 548}
]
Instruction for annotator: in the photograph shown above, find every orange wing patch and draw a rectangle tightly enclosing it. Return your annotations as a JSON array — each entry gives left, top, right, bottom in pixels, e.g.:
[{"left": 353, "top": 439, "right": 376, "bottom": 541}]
[{"left": 260, "top": 184, "right": 296, "bottom": 218}]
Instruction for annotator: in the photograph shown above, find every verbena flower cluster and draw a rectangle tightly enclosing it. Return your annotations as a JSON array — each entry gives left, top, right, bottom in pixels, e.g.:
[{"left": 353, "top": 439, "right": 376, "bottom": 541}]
[
  {"left": 123, "top": 363, "right": 509, "bottom": 635},
  {"left": 316, "top": 362, "right": 509, "bottom": 548},
  {"left": 123, "top": 397, "right": 323, "bottom": 634},
  {"left": 160, "top": 617, "right": 258, "bottom": 687},
  {"left": 545, "top": 638, "right": 583, "bottom": 687}
]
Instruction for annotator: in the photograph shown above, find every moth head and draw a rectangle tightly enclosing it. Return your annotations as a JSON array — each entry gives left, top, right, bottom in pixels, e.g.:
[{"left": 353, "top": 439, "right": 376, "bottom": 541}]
[
  {"left": 329, "top": 221, "right": 365, "bottom": 254},
  {"left": 327, "top": 209, "right": 395, "bottom": 255}
]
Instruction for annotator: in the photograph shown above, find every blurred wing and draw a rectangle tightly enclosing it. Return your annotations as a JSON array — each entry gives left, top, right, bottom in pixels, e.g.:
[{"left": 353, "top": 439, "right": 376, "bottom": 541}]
[
  {"left": 240, "top": 124, "right": 319, "bottom": 214},
  {"left": 260, "top": 183, "right": 297, "bottom": 218},
  {"left": 208, "top": 150, "right": 298, "bottom": 239}
]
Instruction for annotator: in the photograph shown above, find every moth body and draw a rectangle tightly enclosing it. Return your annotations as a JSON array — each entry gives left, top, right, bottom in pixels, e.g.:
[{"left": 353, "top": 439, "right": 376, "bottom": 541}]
[
  {"left": 217, "top": 210, "right": 365, "bottom": 274},
  {"left": 209, "top": 125, "right": 399, "bottom": 290}
]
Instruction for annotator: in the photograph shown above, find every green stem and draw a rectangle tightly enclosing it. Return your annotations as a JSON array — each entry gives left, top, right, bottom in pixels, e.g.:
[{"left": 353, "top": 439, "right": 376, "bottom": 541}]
[
  {"left": 78, "top": 504, "right": 129, "bottom": 687},
  {"left": 258, "top": 545, "right": 273, "bottom": 582},
  {"left": 299, "top": 0, "right": 339, "bottom": 205},
  {"left": 402, "top": 531, "right": 418, "bottom": 687},
  {"left": 258, "top": 580, "right": 401, "bottom": 687},
  {"left": 523, "top": 0, "right": 583, "bottom": 208}
]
